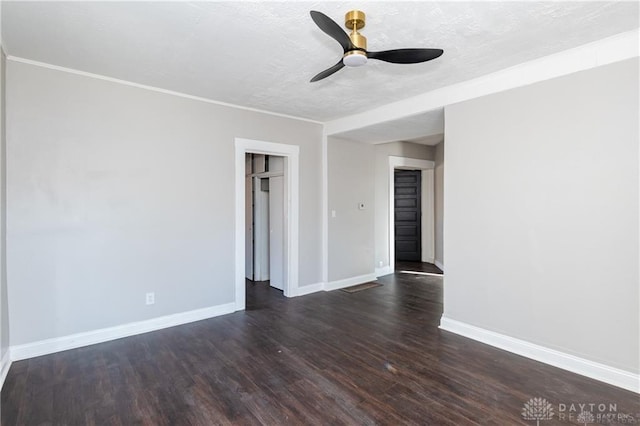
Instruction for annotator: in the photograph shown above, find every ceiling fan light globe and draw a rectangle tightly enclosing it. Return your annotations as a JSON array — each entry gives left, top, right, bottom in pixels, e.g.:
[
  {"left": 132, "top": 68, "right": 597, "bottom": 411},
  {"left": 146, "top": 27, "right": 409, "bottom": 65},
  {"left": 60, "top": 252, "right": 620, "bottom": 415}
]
[{"left": 343, "top": 51, "right": 368, "bottom": 67}]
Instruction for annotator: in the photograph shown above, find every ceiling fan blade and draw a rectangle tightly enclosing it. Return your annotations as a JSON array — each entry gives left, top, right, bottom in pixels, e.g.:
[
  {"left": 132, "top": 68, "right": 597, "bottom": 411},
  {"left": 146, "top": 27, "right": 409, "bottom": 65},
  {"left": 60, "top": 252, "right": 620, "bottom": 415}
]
[
  {"left": 310, "top": 60, "right": 345, "bottom": 82},
  {"left": 310, "top": 11, "right": 354, "bottom": 53},
  {"left": 367, "top": 48, "right": 444, "bottom": 64}
]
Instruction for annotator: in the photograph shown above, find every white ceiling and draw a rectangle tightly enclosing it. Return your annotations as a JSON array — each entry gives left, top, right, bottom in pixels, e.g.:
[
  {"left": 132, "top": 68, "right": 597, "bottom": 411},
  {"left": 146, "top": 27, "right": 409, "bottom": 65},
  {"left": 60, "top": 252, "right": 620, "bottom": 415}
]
[{"left": 3, "top": 1, "right": 638, "bottom": 127}]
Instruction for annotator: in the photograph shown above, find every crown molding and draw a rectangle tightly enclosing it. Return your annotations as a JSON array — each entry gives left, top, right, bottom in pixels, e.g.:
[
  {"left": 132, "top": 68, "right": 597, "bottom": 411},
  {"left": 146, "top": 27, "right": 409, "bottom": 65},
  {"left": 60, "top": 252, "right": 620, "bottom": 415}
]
[{"left": 6, "top": 56, "right": 322, "bottom": 125}]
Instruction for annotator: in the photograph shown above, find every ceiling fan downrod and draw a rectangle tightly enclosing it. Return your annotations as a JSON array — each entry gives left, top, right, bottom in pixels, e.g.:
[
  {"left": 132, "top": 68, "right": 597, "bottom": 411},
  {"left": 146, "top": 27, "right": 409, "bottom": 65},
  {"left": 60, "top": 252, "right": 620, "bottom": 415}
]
[{"left": 345, "top": 10, "right": 367, "bottom": 51}]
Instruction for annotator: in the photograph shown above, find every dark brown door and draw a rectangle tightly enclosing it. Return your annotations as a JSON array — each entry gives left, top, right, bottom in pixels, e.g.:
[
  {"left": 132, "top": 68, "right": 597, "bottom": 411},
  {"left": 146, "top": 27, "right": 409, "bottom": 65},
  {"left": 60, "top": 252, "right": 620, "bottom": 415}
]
[{"left": 394, "top": 170, "right": 421, "bottom": 262}]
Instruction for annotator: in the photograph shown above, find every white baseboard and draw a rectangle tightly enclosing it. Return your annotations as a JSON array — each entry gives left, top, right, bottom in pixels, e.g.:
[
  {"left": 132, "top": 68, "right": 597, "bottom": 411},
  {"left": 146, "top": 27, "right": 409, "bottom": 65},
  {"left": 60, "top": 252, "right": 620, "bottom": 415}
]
[
  {"left": 434, "top": 260, "right": 444, "bottom": 271},
  {"left": 293, "top": 282, "right": 324, "bottom": 297},
  {"left": 325, "top": 273, "right": 378, "bottom": 292},
  {"left": 375, "top": 265, "right": 393, "bottom": 277},
  {"left": 10, "top": 302, "right": 236, "bottom": 361},
  {"left": 0, "top": 349, "right": 11, "bottom": 391},
  {"left": 439, "top": 316, "right": 639, "bottom": 394}
]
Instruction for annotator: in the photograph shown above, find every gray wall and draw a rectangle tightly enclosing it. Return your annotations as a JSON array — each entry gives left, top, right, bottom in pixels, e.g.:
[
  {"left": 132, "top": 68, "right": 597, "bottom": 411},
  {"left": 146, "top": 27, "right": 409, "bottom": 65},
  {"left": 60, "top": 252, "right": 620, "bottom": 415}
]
[
  {"left": 0, "top": 49, "right": 8, "bottom": 361},
  {"left": 327, "top": 137, "right": 375, "bottom": 282},
  {"left": 7, "top": 60, "right": 323, "bottom": 346},
  {"left": 434, "top": 142, "right": 444, "bottom": 267},
  {"left": 374, "top": 141, "right": 436, "bottom": 270},
  {"left": 443, "top": 58, "right": 639, "bottom": 373}
]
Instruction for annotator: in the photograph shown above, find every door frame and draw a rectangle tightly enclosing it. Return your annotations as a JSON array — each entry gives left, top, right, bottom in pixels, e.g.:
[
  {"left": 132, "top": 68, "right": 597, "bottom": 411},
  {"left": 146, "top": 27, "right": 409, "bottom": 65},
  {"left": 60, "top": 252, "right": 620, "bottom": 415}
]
[
  {"left": 268, "top": 174, "right": 285, "bottom": 291},
  {"left": 388, "top": 156, "right": 435, "bottom": 273},
  {"left": 248, "top": 170, "right": 285, "bottom": 283},
  {"left": 252, "top": 176, "right": 270, "bottom": 281},
  {"left": 235, "top": 138, "right": 299, "bottom": 310}
]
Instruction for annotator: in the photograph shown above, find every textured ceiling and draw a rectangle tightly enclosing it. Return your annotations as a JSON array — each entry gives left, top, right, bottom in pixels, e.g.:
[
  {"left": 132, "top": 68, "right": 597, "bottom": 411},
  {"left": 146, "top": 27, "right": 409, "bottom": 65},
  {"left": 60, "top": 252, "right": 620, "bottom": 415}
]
[{"left": 2, "top": 1, "right": 638, "bottom": 123}]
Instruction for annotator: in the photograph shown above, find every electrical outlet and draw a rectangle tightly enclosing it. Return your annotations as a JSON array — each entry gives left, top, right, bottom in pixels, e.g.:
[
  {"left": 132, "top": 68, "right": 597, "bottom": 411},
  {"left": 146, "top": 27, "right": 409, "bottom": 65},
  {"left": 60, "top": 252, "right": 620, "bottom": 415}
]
[
  {"left": 379, "top": 261, "right": 383, "bottom": 267},
  {"left": 146, "top": 292, "right": 155, "bottom": 305}
]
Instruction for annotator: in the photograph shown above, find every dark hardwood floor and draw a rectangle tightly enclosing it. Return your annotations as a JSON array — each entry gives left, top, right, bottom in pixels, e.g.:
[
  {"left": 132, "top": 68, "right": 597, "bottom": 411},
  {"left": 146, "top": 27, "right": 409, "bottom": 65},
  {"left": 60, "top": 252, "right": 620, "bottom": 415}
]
[
  {"left": 395, "top": 261, "right": 443, "bottom": 275},
  {"left": 2, "top": 265, "right": 638, "bottom": 425}
]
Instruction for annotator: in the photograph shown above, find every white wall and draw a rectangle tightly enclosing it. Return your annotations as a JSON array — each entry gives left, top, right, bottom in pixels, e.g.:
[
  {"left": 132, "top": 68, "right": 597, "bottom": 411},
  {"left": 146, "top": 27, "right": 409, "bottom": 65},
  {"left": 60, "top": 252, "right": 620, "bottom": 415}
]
[
  {"left": 434, "top": 142, "right": 444, "bottom": 268},
  {"left": 374, "top": 141, "right": 436, "bottom": 271},
  {"left": 0, "top": 46, "right": 9, "bottom": 366},
  {"left": 327, "top": 137, "right": 375, "bottom": 283},
  {"left": 0, "top": 2, "right": 9, "bottom": 394},
  {"left": 6, "top": 60, "right": 323, "bottom": 346},
  {"left": 443, "top": 58, "right": 639, "bottom": 373}
]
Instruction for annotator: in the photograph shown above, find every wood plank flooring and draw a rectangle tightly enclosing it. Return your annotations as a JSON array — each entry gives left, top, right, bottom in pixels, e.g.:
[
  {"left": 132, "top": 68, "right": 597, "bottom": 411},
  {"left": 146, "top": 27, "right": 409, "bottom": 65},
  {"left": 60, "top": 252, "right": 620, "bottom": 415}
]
[{"left": 2, "top": 265, "right": 638, "bottom": 425}]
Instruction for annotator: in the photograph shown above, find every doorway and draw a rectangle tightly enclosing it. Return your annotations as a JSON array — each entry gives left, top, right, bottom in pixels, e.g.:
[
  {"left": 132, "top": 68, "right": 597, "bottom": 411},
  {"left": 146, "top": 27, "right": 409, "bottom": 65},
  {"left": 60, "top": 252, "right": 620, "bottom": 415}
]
[
  {"left": 388, "top": 156, "right": 435, "bottom": 273},
  {"left": 394, "top": 170, "right": 422, "bottom": 262},
  {"left": 234, "top": 138, "right": 300, "bottom": 311},
  {"left": 245, "top": 154, "right": 285, "bottom": 291}
]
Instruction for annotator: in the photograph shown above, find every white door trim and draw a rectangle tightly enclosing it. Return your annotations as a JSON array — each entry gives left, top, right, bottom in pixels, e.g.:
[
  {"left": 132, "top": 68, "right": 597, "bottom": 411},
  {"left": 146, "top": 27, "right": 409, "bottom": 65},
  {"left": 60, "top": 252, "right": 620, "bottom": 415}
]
[
  {"left": 253, "top": 176, "right": 269, "bottom": 281},
  {"left": 421, "top": 169, "right": 435, "bottom": 263},
  {"left": 244, "top": 175, "right": 253, "bottom": 280},
  {"left": 389, "top": 156, "right": 435, "bottom": 273},
  {"left": 268, "top": 175, "right": 285, "bottom": 291},
  {"left": 235, "top": 138, "right": 299, "bottom": 311}
]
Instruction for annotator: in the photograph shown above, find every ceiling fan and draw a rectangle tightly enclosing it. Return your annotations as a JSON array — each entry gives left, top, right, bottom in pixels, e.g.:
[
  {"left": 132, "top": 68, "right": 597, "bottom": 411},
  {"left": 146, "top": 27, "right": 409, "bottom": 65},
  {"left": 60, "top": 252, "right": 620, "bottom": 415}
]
[{"left": 309, "top": 10, "right": 443, "bottom": 82}]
